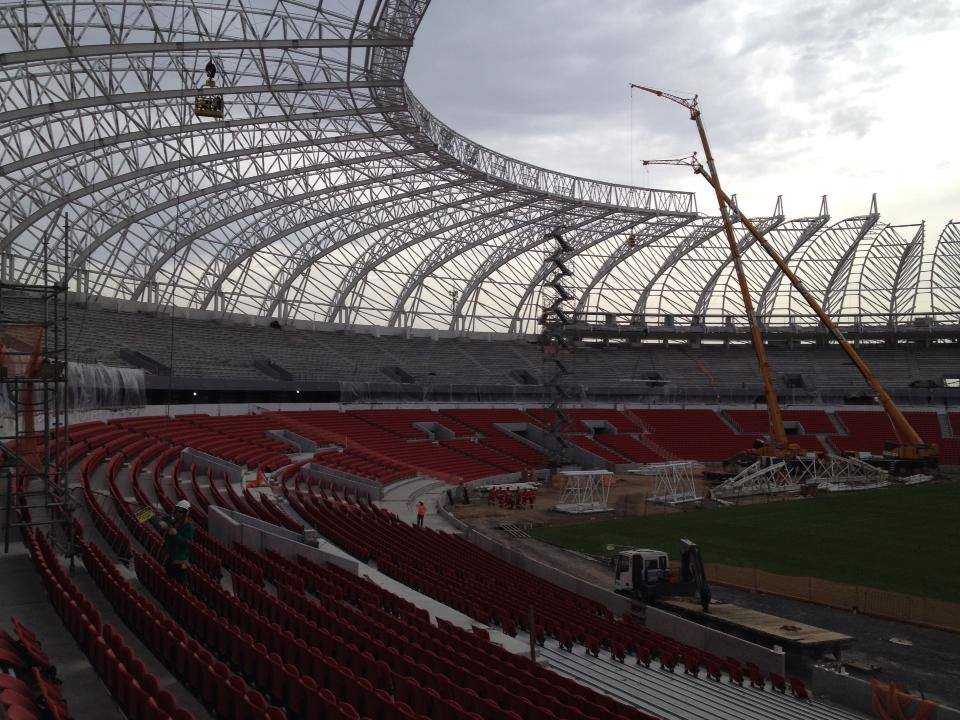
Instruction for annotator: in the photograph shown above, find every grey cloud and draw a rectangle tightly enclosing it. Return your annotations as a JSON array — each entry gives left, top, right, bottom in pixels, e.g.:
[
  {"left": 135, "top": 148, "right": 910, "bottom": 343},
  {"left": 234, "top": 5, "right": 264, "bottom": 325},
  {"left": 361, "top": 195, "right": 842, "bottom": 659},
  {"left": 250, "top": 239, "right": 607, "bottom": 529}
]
[{"left": 406, "top": 0, "right": 959, "bottom": 211}]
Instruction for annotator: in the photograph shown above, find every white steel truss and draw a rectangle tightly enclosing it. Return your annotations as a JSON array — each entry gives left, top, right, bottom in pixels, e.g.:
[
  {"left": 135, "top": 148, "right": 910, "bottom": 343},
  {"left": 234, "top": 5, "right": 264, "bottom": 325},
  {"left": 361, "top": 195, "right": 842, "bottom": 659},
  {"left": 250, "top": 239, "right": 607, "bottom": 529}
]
[{"left": 1, "top": 0, "right": 957, "bottom": 333}]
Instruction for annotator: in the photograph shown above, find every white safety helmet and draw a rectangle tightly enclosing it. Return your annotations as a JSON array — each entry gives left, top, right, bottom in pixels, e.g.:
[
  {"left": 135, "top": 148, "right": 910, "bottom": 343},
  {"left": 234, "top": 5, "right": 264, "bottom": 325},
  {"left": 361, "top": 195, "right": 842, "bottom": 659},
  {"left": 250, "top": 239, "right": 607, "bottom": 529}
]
[{"left": 175, "top": 499, "right": 191, "bottom": 512}]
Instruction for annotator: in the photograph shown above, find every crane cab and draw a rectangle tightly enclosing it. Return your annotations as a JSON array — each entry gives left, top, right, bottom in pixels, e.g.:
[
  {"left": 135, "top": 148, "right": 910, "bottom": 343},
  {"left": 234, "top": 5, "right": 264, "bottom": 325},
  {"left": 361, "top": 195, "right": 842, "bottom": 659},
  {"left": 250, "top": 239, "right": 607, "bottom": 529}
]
[
  {"left": 613, "top": 549, "right": 669, "bottom": 595},
  {"left": 194, "top": 60, "right": 225, "bottom": 119}
]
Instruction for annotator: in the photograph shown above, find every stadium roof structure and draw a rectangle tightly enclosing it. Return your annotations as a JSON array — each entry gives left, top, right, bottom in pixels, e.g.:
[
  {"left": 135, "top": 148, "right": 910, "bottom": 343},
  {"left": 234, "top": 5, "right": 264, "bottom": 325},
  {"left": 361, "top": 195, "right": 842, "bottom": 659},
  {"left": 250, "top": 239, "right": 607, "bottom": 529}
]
[{"left": 1, "top": 0, "right": 958, "bottom": 336}]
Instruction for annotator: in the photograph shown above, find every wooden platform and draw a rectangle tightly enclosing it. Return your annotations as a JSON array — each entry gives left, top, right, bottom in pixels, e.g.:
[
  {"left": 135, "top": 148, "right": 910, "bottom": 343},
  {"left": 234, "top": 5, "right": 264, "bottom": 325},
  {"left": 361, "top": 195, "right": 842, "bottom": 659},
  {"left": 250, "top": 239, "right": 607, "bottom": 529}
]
[{"left": 658, "top": 596, "right": 853, "bottom": 654}]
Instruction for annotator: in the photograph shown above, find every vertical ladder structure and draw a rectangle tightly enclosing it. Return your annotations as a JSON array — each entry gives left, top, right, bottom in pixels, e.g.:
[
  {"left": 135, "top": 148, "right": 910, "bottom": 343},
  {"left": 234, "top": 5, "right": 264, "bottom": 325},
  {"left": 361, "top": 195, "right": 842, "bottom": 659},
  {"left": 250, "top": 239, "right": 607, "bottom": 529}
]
[{"left": 539, "top": 230, "right": 576, "bottom": 468}]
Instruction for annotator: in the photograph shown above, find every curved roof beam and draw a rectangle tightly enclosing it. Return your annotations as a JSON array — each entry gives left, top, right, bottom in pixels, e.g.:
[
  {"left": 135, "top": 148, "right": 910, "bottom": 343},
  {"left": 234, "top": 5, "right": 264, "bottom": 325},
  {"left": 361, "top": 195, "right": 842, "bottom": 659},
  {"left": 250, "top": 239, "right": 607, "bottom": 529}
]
[
  {"left": 507, "top": 215, "right": 686, "bottom": 334},
  {"left": 3, "top": 125, "right": 409, "bottom": 254},
  {"left": 190, "top": 165, "right": 463, "bottom": 309},
  {"left": 930, "top": 222, "right": 960, "bottom": 315},
  {"left": 0, "top": 105, "right": 401, "bottom": 177},
  {"left": 755, "top": 198, "right": 830, "bottom": 320},
  {"left": 325, "top": 193, "right": 543, "bottom": 325},
  {"left": 0, "top": 38, "right": 409, "bottom": 66},
  {"left": 450, "top": 209, "right": 616, "bottom": 331},
  {"left": 574, "top": 217, "right": 698, "bottom": 316},
  {"left": 691, "top": 214, "right": 785, "bottom": 319},
  {"left": 888, "top": 223, "right": 925, "bottom": 318},
  {"left": 79, "top": 146, "right": 426, "bottom": 290},
  {"left": 0, "top": 79, "right": 396, "bottom": 126},
  {"left": 405, "top": 88, "right": 696, "bottom": 216},
  {"left": 631, "top": 220, "right": 725, "bottom": 317},
  {"left": 821, "top": 196, "right": 881, "bottom": 316},
  {"left": 387, "top": 203, "right": 573, "bottom": 327},
  {"left": 261, "top": 182, "right": 518, "bottom": 319}
]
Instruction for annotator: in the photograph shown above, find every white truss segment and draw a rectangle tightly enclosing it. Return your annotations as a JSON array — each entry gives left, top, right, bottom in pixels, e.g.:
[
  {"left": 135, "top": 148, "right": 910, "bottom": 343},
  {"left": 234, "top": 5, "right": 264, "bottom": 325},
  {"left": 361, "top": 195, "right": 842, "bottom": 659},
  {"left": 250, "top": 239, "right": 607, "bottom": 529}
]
[
  {"left": 555, "top": 469, "right": 615, "bottom": 514},
  {"left": 710, "top": 454, "right": 896, "bottom": 500},
  {"left": 630, "top": 462, "right": 701, "bottom": 505}
]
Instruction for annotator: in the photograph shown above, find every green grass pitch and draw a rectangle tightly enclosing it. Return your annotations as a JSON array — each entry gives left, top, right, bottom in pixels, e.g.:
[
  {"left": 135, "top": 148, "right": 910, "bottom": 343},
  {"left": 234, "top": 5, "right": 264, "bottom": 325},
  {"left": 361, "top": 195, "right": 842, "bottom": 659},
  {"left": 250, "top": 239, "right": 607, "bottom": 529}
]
[{"left": 529, "top": 482, "right": 960, "bottom": 602}]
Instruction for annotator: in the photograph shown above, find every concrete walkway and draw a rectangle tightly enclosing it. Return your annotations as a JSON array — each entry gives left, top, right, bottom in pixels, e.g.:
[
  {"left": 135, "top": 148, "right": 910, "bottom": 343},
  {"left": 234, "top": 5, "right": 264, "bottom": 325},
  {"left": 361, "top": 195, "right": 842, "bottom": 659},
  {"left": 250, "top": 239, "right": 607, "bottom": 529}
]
[{"left": 376, "top": 476, "right": 462, "bottom": 534}]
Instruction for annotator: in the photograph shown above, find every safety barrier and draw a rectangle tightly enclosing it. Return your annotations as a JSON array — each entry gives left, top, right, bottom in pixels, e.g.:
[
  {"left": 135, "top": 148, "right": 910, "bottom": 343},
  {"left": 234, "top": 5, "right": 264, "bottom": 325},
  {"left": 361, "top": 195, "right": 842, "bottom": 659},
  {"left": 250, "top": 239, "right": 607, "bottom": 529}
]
[{"left": 705, "top": 563, "right": 960, "bottom": 633}]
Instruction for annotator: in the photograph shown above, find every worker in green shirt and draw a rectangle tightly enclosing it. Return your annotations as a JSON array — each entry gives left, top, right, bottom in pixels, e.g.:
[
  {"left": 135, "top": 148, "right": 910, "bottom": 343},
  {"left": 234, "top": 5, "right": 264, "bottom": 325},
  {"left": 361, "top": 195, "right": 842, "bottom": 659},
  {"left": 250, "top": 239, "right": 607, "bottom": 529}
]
[{"left": 149, "top": 499, "right": 195, "bottom": 581}]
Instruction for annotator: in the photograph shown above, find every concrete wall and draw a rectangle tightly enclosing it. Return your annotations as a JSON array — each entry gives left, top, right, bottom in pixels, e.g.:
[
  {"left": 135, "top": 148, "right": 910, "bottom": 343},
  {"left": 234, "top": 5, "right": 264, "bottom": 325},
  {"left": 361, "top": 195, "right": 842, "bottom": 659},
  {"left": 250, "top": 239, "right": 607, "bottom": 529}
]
[
  {"left": 181, "top": 447, "right": 243, "bottom": 482},
  {"left": 207, "top": 505, "right": 358, "bottom": 575},
  {"left": 812, "top": 666, "right": 960, "bottom": 720},
  {"left": 303, "top": 462, "right": 385, "bottom": 501},
  {"left": 267, "top": 428, "right": 317, "bottom": 452},
  {"left": 645, "top": 606, "right": 784, "bottom": 676}
]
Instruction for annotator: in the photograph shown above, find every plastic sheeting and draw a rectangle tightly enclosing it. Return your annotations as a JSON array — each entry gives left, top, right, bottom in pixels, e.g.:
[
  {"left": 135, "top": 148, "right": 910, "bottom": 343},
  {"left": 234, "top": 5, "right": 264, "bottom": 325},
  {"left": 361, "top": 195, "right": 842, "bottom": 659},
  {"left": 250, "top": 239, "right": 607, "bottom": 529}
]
[
  {"left": 0, "top": 362, "right": 145, "bottom": 416},
  {"left": 68, "top": 363, "right": 145, "bottom": 411}
]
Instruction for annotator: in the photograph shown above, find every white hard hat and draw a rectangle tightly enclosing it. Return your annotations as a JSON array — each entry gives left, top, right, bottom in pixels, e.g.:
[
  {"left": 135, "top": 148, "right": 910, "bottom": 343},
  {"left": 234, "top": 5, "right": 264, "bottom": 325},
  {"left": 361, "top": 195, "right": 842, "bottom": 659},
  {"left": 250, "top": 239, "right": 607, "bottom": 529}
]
[{"left": 175, "top": 499, "right": 191, "bottom": 511}]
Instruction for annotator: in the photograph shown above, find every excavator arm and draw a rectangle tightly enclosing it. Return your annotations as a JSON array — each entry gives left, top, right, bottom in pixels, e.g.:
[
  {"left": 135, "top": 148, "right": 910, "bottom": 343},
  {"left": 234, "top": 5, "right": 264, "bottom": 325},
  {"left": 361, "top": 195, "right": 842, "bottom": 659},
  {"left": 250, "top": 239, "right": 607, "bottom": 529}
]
[{"left": 680, "top": 539, "right": 711, "bottom": 612}]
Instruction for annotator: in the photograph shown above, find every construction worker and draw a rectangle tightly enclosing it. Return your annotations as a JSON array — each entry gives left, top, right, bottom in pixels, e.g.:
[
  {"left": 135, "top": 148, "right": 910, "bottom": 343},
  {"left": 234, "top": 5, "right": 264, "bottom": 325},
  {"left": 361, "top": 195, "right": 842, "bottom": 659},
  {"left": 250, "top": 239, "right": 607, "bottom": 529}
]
[
  {"left": 150, "top": 499, "right": 195, "bottom": 581},
  {"left": 416, "top": 500, "right": 426, "bottom": 528}
]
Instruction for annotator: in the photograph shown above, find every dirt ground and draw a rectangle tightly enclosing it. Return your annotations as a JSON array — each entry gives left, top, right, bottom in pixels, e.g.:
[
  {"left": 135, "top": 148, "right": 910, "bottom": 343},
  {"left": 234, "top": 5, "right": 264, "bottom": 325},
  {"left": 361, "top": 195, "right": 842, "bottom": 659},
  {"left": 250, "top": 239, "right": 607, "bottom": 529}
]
[{"left": 453, "top": 468, "right": 799, "bottom": 536}]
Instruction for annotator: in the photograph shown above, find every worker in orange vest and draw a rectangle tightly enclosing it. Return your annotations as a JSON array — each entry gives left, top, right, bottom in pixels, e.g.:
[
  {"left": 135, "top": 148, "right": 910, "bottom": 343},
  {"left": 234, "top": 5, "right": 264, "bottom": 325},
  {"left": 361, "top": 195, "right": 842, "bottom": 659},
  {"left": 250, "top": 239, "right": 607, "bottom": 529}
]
[{"left": 416, "top": 500, "right": 426, "bottom": 528}]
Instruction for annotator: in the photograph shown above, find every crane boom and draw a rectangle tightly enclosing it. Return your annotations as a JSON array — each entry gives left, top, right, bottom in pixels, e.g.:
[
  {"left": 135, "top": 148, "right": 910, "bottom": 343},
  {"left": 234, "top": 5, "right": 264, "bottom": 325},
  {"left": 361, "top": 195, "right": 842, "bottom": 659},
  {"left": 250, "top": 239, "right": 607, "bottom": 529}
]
[
  {"left": 632, "top": 84, "right": 788, "bottom": 447},
  {"left": 694, "top": 168, "right": 929, "bottom": 451},
  {"left": 633, "top": 82, "right": 934, "bottom": 464}
]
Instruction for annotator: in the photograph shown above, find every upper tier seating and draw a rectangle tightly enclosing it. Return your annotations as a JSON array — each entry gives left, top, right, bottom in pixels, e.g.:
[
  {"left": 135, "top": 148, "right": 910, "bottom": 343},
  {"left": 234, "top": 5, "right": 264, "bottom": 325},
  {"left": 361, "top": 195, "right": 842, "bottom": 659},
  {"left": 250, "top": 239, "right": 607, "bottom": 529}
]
[
  {"left": 571, "top": 436, "right": 630, "bottom": 463},
  {"left": 833, "top": 410, "right": 960, "bottom": 464},
  {"left": 7, "top": 296, "right": 958, "bottom": 399},
  {"left": 631, "top": 410, "right": 748, "bottom": 461},
  {"left": 595, "top": 434, "right": 666, "bottom": 463},
  {"left": 724, "top": 409, "right": 836, "bottom": 434}
]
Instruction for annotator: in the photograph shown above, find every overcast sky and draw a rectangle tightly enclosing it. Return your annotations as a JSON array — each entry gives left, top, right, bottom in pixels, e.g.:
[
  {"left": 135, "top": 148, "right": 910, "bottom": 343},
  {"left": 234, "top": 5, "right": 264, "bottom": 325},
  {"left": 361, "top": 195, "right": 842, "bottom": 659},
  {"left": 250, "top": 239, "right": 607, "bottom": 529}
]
[{"left": 406, "top": 0, "right": 960, "bottom": 235}]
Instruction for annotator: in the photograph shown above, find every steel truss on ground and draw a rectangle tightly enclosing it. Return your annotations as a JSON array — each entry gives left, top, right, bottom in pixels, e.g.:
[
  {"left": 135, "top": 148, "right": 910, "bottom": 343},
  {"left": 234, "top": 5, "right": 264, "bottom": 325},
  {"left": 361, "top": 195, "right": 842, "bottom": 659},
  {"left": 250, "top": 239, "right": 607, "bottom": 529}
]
[
  {"left": 709, "top": 453, "right": 923, "bottom": 500},
  {"left": 1, "top": 1, "right": 958, "bottom": 335},
  {"left": 554, "top": 469, "right": 614, "bottom": 514},
  {"left": 630, "top": 462, "right": 701, "bottom": 505}
]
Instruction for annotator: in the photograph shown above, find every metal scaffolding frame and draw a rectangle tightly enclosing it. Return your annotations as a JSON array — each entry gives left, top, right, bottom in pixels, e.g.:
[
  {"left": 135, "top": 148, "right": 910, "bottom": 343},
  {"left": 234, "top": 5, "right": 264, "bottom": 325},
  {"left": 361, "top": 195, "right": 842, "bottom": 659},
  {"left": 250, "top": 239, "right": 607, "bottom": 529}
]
[
  {"left": 1, "top": 0, "right": 958, "bottom": 337},
  {"left": 0, "top": 247, "right": 73, "bottom": 558}
]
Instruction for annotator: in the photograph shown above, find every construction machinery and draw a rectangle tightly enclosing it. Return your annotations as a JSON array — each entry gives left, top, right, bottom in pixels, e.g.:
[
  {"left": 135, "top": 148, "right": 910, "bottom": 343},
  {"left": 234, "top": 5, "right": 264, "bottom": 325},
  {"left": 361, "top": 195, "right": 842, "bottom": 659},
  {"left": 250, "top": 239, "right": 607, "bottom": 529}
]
[
  {"left": 194, "top": 60, "right": 225, "bottom": 119},
  {"left": 631, "top": 84, "right": 938, "bottom": 486},
  {"left": 613, "top": 539, "right": 711, "bottom": 612}
]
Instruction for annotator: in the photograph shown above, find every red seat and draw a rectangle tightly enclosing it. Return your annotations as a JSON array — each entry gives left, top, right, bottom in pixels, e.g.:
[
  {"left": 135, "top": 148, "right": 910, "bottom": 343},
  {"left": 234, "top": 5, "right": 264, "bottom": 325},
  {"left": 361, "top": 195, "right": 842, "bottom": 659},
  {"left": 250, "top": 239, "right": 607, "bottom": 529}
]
[
  {"left": 0, "top": 675, "right": 29, "bottom": 694},
  {"left": 283, "top": 662, "right": 303, "bottom": 714},
  {"left": 1, "top": 687, "right": 36, "bottom": 712},
  {"left": 212, "top": 661, "right": 232, "bottom": 717},
  {"left": 6, "top": 706, "right": 40, "bottom": 720},
  {"left": 789, "top": 676, "right": 810, "bottom": 700},
  {"left": 0, "top": 647, "right": 25, "bottom": 670}
]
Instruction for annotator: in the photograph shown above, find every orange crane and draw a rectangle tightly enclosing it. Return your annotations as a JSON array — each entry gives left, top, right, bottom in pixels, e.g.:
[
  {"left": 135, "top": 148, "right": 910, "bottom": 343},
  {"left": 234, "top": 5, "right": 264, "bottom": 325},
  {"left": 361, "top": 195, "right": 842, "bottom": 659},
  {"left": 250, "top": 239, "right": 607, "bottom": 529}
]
[
  {"left": 631, "top": 84, "right": 793, "bottom": 458},
  {"left": 632, "top": 84, "right": 938, "bottom": 471}
]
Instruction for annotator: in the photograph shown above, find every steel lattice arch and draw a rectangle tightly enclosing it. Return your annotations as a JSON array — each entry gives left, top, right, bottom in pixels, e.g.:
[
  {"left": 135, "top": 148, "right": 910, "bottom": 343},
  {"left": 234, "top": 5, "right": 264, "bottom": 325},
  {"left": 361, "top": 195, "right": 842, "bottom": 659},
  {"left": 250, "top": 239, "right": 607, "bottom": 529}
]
[{"left": 1, "top": 0, "right": 958, "bottom": 336}]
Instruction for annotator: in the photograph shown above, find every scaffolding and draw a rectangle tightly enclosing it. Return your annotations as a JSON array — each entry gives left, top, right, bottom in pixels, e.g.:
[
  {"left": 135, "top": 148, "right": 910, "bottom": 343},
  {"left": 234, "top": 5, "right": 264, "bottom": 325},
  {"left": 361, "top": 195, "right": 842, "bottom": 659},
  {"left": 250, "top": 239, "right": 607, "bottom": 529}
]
[
  {"left": 554, "top": 469, "right": 614, "bottom": 514},
  {"left": 631, "top": 461, "right": 701, "bottom": 505},
  {"left": 1, "top": 232, "right": 73, "bottom": 560},
  {"left": 539, "top": 230, "right": 576, "bottom": 467}
]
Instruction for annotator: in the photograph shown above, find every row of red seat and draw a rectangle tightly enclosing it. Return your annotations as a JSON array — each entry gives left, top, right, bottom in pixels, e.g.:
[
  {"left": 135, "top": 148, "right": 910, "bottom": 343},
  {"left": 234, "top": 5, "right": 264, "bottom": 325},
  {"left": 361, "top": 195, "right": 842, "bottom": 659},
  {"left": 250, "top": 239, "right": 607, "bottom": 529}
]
[
  {"left": 137, "top": 554, "right": 371, "bottom": 720},
  {"left": 280, "top": 552, "right": 655, "bottom": 720},
  {"left": 81, "top": 538, "right": 284, "bottom": 720},
  {"left": 23, "top": 528, "right": 192, "bottom": 720},
  {"left": 0, "top": 618, "right": 70, "bottom": 720},
  {"left": 314, "top": 449, "right": 411, "bottom": 484},
  {"left": 289, "top": 490, "right": 759, "bottom": 678},
  {"left": 292, "top": 492, "right": 819, "bottom": 704}
]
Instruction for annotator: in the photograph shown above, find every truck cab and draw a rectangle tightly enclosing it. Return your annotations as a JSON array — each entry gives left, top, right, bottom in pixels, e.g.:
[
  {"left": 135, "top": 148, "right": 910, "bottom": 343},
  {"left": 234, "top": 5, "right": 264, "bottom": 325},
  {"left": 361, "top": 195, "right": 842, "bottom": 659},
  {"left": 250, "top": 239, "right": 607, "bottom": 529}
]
[{"left": 613, "top": 549, "right": 669, "bottom": 595}]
